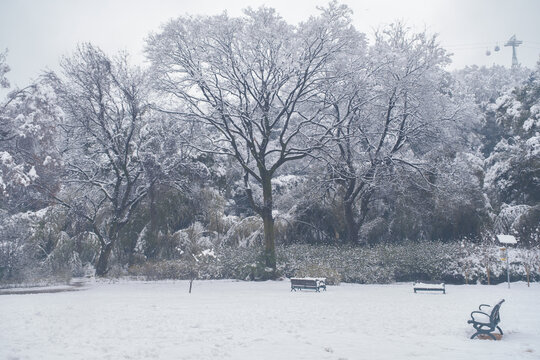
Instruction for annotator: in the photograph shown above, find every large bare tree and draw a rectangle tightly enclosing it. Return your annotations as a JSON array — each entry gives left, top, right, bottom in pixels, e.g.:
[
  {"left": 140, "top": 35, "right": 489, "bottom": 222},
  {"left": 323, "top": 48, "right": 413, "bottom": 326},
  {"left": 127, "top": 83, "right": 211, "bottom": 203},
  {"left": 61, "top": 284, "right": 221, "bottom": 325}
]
[{"left": 146, "top": 4, "right": 363, "bottom": 272}]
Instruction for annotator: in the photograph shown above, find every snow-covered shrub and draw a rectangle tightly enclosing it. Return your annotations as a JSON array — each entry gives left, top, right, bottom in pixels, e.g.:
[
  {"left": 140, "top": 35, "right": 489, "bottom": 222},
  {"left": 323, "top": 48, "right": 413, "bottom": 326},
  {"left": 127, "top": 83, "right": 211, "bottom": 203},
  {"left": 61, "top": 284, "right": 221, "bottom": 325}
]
[
  {"left": 517, "top": 249, "right": 540, "bottom": 285},
  {"left": 128, "top": 260, "right": 192, "bottom": 280},
  {"left": 0, "top": 209, "right": 47, "bottom": 283},
  {"left": 512, "top": 205, "right": 540, "bottom": 247},
  {"left": 222, "top": 216, "right": 263, "bottom": 247},
  {"left": 277, "top": 242, "right": 539, "bottom": 284},
  {"left": 0, "top": 205, "right": 103, "bottom": 285},
  {"left": 213, "top": 246, "right": 260, "bottom": 280},
  {"left": 30, "top": 206, "right": 99, "bottom": 278},
  {"left": 127, "top": 241, "right": 540, "bottom": 284},
  {"left": 494, "top": 204, "right": 531, "bottom": 234},
  {"left": 293, "top": 263, "right": 342, "bottom": 285}
]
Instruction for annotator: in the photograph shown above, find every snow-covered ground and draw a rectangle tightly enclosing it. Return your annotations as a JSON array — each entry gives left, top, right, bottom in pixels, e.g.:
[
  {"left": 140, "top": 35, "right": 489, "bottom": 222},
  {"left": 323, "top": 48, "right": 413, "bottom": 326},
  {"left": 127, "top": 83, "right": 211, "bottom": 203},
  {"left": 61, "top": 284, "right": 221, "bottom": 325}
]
[{"left": 1, "top": 280, "right": 539, "bottom": 360}]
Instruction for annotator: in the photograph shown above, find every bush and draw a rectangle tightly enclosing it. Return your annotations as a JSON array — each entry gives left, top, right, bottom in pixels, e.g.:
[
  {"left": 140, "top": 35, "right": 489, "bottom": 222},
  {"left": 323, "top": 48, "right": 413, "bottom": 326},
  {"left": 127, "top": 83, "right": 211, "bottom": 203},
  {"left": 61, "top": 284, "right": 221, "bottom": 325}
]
[
  {"left": 212, "top": 242, "right": 540, "bottom": 285},
  {"left": 128, "top": 260, "right": 191, "bottom": 280},
  {"left": 293, "top": 263, "right": 342, "bottom": 285}
]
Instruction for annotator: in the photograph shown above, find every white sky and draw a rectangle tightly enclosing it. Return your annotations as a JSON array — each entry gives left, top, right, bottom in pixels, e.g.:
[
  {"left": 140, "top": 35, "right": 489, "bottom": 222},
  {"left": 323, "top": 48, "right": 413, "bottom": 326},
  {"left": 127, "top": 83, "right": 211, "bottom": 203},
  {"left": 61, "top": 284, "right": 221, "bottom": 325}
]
[{"left": 1, "top": 0, "right": 539, "bottom": 93}]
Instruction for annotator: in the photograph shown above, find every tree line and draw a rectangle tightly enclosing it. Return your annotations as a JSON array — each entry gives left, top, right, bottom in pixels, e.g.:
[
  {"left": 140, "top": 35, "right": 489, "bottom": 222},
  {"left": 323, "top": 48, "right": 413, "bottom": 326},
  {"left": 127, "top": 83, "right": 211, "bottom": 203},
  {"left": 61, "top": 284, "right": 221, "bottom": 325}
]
[{"left": 1, "top": 3, "right": 538, "bottom": 281}]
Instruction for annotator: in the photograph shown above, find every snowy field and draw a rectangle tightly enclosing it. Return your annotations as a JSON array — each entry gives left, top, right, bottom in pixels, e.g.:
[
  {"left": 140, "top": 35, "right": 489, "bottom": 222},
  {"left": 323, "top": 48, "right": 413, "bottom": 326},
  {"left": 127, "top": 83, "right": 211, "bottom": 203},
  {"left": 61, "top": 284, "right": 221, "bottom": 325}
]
[{"left": 1, "top": 280, "right": 539, "bottom": 360}]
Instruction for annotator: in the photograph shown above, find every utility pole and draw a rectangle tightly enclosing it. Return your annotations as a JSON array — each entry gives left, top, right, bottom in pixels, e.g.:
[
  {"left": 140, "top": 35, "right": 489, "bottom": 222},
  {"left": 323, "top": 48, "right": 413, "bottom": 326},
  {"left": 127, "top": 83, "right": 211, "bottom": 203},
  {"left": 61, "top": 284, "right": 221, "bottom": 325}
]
[{"left": 504, "top": 35, "right": 522, "bottom": 68}]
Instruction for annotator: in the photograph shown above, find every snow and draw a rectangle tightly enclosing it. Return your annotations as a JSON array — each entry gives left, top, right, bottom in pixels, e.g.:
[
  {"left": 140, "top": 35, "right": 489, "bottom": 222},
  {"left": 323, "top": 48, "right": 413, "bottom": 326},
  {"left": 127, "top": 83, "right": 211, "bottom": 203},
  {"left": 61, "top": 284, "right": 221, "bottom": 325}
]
[
  {"left": 272, "top": 174, "right": 300, "bottom": 188},
  {"left": 42, "top": 156, "right": 52, "bottom": 166},
  {"left": 413, "top": 282, "right": 445, "bottom": 289},
  {"left": 1, "top": 280, "right": 539, "bottom": 360},
  {"left": 0, "top": 151, "right": 13, "bottom": 165},
  {"left": 526, "top": 135, "right": 540, "bottom": 156},
  {"left": 497, "top": 234, "right": 517, "bottom": 245},
  {"left": 291, "top": 277, "right": 326, "bottom": 281},
  {"left": 27, "top": 166, "right": 38, "bottom": 181},
  {"left": 200, "top": 248, "right": 216, "bottom": 258}
]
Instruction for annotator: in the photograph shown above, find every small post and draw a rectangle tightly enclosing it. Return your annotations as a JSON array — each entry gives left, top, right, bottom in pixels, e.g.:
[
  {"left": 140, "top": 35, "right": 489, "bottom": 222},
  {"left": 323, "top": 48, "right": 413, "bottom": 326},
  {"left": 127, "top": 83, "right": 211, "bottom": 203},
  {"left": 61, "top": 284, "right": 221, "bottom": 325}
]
[
  {"left": 497, "top": 234, "right": 517, "bottom": 290},
  {"left": 506, "top": 252, "right": 510, "bottom": 289},
  {"left": 499, "top": 247, "right": 508, "bottom": 288}
]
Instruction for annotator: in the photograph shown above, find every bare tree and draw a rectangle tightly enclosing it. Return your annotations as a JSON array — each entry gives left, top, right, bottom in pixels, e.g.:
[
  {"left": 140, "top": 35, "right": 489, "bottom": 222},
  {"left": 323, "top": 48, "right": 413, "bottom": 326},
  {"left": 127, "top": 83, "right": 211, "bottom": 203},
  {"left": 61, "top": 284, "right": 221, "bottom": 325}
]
[
  {"left": 146, "top": 4, "right": 363, "bottom": 272},
  {"left": 53, "top": 44, "right": 153, "bottom": 276}
]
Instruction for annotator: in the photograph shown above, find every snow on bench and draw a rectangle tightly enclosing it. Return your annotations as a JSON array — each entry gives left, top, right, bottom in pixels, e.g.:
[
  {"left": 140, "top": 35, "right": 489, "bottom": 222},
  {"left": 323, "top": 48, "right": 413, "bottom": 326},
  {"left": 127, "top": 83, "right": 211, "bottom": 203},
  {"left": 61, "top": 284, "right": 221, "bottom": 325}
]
[
  {"left": 413, "top": 281, "right": 445, "bottom": 294},
  {"left": 290, "top": 277, "right": 326, "bottom": 292}
]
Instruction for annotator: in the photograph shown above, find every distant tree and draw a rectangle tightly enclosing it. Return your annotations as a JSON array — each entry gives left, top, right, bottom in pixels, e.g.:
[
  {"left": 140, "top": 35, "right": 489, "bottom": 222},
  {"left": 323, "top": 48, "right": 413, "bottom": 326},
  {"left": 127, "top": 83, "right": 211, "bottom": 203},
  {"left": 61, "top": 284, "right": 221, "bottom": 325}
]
[
  {"left": 325, "top": 23, "right": 475, "bottom": 243},
  {"left": 454, "top": 64, "right": 530, "bottom": 157},
  {"left": 485, "top": 59, "right": 540, "bottom": 208},
  {"left": 454, "top": 64, "right": 529, "bottom": 109},
  {"left": 0, "top": 49, "right": 9, "bottom": 89},
  {"left": 0, "top": 53, "right": 63, "bottom": 212},
  {"left": 146, "top": 3, "right": 362, "bottom": 273}
]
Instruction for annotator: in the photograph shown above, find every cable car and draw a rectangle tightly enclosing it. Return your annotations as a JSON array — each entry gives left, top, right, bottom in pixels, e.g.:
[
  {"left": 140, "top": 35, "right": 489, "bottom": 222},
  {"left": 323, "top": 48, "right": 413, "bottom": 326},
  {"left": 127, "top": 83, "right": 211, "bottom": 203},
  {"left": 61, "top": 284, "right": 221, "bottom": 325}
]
[
  {"left": 494, "top": 44, "right": 500, "bottom": 52},
  {"left": 486, "top": 49, "right": 491, "bottom": 56}
]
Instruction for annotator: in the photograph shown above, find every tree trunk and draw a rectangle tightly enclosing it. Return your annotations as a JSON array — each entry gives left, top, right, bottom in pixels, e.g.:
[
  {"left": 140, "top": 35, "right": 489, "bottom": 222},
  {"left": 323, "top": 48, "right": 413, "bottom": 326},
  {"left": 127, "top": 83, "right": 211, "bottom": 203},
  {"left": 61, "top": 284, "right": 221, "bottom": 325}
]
[
  {"left": 261, "top": 210, "right": 276, "bottom": 269},
  {"left": 261, "top": 176, "right": 276, "bottom": 272},
  {"left": 486, "top": 266, "right": 491, "bottom": 285},
  {"left": 344, "top": 200, "right": 359, "bottom": 243},
  {"left": 95, "top": 242, "right": 113, "bottom": 276}
]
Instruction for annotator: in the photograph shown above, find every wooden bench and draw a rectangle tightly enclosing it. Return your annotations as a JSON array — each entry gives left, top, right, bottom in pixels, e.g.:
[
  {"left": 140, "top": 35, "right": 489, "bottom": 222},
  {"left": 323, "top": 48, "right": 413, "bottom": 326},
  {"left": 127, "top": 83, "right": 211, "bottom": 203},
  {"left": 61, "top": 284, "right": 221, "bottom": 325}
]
[
  {"left": 290, "top": 278, "right": 326, "bottom": 292},
  {"left": 468, "top": 299, "right": 505, "bottom": 340},
  {"left": 413, "top": 281, "right": 445, "bottom": 294}
]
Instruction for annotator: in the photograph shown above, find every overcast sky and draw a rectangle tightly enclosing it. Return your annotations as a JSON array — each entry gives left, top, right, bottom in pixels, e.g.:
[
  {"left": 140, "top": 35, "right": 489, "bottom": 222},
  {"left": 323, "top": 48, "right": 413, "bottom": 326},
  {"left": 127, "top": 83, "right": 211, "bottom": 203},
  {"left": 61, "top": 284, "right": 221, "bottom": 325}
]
[{"left": 1, "top": 0, "right": 540, "bottom": 93}]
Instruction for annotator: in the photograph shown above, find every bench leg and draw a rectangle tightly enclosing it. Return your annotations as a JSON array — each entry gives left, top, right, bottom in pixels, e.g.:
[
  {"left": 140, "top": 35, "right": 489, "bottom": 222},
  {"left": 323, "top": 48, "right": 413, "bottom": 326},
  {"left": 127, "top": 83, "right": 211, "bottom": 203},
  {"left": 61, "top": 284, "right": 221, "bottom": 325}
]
[{"left": 497, "top": 326, "right": 503, "bottom": 335}]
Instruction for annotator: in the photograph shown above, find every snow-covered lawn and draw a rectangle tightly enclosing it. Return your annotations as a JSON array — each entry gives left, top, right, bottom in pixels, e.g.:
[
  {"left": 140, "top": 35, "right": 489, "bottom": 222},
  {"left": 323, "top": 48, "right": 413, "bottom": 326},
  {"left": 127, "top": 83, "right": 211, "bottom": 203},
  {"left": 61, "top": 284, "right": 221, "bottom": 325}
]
[{"left": 1, "top": 280, "right": 539, "bottom": 360}]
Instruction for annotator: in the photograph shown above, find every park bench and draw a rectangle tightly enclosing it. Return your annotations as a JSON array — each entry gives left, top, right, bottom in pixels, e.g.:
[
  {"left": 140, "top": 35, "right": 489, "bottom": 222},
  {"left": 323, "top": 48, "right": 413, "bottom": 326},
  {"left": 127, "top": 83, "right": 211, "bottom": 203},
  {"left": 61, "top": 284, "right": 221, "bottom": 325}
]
[
  {"left": 468, "top": 299, "right": 505, "bottom": 340},
  {"left": 413, "top": 281, "right": 445, "bottom": 294},
  {"left": 290, "top": 277, "right": 326, "bottom": 292}
]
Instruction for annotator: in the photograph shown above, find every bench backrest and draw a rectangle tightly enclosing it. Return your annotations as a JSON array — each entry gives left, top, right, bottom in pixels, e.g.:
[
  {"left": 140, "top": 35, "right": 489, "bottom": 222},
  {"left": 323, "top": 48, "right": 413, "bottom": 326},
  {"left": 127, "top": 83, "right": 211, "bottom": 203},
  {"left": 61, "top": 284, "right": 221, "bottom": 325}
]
[
  {"left": 490, "top": 299, "right": 505, "bottom": 324},
  {"left": 292, "top": 279, "right": 317, "bottom": 286}
]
